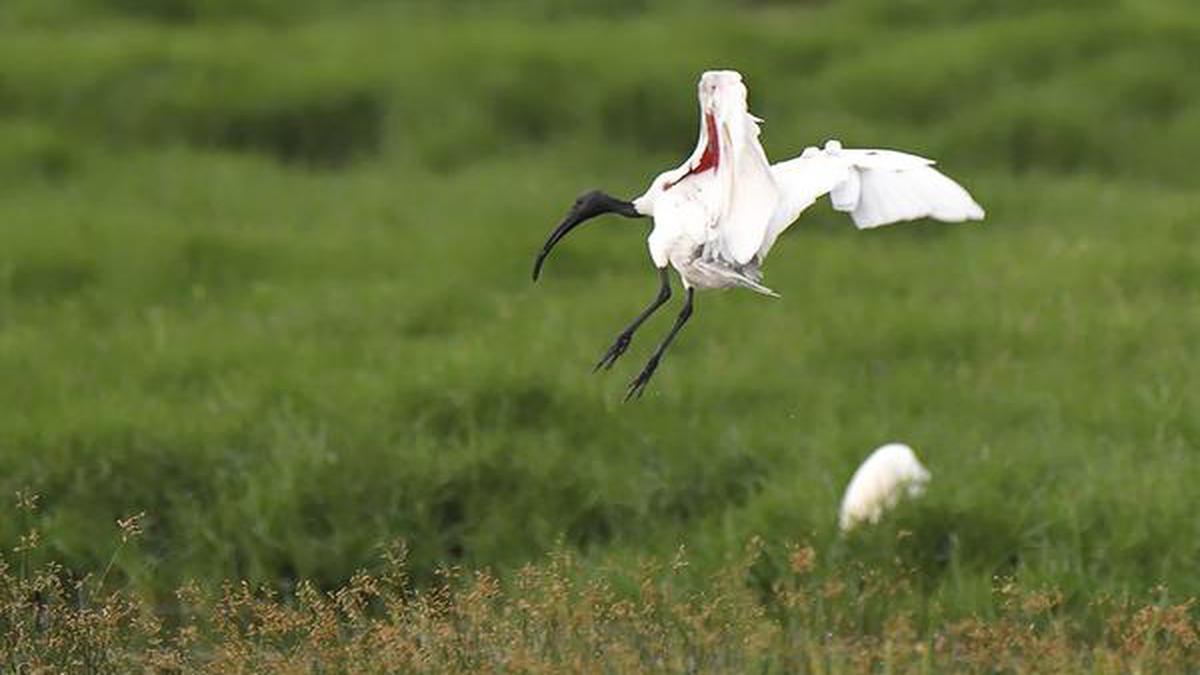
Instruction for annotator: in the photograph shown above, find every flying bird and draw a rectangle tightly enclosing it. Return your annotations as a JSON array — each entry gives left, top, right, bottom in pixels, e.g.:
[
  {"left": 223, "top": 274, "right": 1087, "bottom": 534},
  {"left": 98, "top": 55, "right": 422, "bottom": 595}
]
[
  {"left": 838, "top": 443, "right": 931, "bottom": 532},
  {"left": 533, "top": 70, "right": 984, "bottom": 399}
]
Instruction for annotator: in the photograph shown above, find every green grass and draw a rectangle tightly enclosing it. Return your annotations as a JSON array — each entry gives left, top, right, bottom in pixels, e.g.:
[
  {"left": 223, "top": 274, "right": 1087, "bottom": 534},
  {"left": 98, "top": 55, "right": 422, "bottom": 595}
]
[{"left": 0, "top": 0, "right": 1197, "bottom": 638}]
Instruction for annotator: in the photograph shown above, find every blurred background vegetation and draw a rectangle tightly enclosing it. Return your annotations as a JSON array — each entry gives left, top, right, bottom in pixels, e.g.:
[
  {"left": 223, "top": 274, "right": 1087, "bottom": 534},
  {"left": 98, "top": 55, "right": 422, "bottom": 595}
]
[{"left": 0, "top": 0, "right": 1196, "bottom": 624}]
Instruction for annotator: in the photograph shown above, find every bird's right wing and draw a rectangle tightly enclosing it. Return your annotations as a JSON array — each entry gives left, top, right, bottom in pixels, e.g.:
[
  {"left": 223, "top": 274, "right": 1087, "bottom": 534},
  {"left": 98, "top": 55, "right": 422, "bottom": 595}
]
[{"left": 760, "top": 142, "right": 984, "bottom": 257}]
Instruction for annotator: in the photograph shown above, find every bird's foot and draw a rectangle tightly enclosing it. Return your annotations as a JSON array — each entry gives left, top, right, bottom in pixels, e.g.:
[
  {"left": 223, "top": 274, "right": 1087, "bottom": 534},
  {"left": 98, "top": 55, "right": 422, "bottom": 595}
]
[
  {"left": 594, "top": 332, "right": 633, "bottom": 372},
  {"left": 624, "top": 355, "right": 661, "bottom": 401}
]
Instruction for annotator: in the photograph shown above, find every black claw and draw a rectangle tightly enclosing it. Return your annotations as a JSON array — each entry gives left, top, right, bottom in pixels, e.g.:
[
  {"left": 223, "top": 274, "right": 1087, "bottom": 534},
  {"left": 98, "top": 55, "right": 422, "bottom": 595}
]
[
  {"left": 594, "top": 333, "right": 633, "bottom": 372},
  {"left": 624, "top": 356, "right": 660, "bottom": 401}
]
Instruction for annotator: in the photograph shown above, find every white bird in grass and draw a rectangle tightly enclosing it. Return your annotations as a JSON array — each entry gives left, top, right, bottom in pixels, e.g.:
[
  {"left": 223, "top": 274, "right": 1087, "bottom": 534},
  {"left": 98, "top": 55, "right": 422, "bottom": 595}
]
[
  {"left": 838, "top": 443, "right": 931, "bottom": 532},
  {"left": 533, "top": 70, "right": 984, "bottom": 399}
]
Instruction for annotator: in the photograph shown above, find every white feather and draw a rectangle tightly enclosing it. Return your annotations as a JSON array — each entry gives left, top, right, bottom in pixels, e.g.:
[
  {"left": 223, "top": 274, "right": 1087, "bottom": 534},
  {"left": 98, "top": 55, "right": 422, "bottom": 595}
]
[
  {"left": 838, "top": 443, "right": 931, "bottom": 532},
  {"left": 848, "top": 164, "right": 984, "bottom": 229},
  {"left": 760, "top": 141, "right": 984, "bottom": 257},
  {"left": 759, "top": 150, "right": 848, "bottom": 258}
]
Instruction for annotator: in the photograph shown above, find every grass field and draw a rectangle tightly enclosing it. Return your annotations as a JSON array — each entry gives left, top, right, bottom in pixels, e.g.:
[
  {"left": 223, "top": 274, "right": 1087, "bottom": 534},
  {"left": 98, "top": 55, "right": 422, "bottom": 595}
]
[{"left": 0, "top": 0, "right": 1198, "bottom": 668}]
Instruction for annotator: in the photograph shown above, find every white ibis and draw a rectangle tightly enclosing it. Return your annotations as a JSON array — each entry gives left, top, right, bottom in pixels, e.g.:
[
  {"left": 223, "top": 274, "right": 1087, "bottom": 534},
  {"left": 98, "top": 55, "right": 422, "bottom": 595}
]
[
  {"left": 533, "top": 70, "right": 984, "bottom": 399},
  {"left": 839, "top": 443, "right": 931, "bottom": 532}
]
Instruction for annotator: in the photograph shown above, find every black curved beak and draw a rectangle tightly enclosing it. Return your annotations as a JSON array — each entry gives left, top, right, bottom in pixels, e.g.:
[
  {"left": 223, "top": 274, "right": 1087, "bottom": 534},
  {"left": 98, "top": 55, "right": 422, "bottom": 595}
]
[
  {"left": 532, "top": 210, "right": 588, "bottom": 281},
  {"left": 532, "top": 191, "right": 641, "bottom": 281}
]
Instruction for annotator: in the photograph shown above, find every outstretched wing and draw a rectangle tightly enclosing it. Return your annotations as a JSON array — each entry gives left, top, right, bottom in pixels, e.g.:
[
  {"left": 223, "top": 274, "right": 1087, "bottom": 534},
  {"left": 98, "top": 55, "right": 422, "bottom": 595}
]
[
  {"left": 834, "top": 147, "right": 984, "bottom": 228},
  {"left": 760, "top": 141, "right": 984, "bottom": 257},
  {"left": 644, "top": 71, "right": 782, "bottom": 267},
  {"left": 712, "top": 103, "right": 782, "bottom": 265}
]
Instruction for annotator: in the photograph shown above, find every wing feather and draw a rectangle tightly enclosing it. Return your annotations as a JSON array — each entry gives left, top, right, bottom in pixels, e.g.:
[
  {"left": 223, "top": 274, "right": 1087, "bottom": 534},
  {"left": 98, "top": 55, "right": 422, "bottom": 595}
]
[
  {"left": 759, "top": 150, "right": 850, "bottom": 257},
  {"left": 849, "top": 164, "right": 984, "bottom": 229},
  {"left": 714, "top": 107, "right": 782, "bottom": 264},
  {"left": 760, "top": 141, "right": 984, "bottom": 256}
]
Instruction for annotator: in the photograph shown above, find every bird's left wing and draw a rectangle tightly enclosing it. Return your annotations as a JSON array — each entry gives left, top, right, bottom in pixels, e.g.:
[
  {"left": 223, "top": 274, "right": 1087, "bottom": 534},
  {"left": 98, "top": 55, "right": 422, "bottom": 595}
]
[
  {"left": 758, "top": 148, "right": 853, "bottom": 258},
  {"left": 760, "top": 142, "right": 984, "bottom": 258},
  {"left": 833, "top": 147, "right": 984, "bottom": 229}
]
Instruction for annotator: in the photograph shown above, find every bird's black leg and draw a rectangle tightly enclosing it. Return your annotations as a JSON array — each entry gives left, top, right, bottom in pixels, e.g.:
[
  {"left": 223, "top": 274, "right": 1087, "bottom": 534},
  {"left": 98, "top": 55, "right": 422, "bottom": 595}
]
[
  {"left": 594, "top": 267, "right": 672, "bottom": 372},
  {"left": 625, "top": 287, "right": 694, "bottom": 401}
]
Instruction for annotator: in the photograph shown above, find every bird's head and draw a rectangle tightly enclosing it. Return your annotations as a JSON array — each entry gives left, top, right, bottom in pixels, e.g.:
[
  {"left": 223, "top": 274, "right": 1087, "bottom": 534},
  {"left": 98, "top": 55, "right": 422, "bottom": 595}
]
[{"left": 532, "top": 190, "right": 642, "bottom": 281}]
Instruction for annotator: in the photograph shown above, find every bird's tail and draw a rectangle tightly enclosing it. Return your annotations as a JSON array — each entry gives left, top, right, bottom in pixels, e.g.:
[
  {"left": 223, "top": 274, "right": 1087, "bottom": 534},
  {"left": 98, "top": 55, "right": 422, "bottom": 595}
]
[
  {"left": 691, "top": 259, "right": 780, "bottom": 297},
  {"left": 740, "top": 280, "right": 780, "bottom": 297}
]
